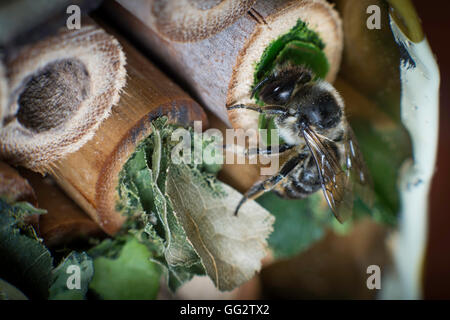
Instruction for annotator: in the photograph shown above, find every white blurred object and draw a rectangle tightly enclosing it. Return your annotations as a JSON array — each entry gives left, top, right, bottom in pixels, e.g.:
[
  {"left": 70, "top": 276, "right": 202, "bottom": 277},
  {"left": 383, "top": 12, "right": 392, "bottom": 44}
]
[
  {"left": 381, "top": 15, "right": 440, "bottom": 299},
  {"left": 176, "top": 276, "right": 236, "bottom": 300},
  {"left": 157, "top": 275, "right": 261, "bottom": 300}
]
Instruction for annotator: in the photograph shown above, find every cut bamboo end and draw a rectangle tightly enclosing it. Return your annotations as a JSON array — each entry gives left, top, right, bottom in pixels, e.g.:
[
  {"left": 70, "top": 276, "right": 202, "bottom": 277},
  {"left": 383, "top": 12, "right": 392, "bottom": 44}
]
[
  {"left": 153, "top": 0, "right": 257, "bottom": 42},
  {"left": 227, "top": 0, "right": 343, "bottom": 132},
  {"left": 51, "top": 30, "right": 207, "bottom": 235},
  {"left": 0, "top": 24, "right": 126, "bottom": 173},
  {"left": 118, "top": 0, "right": 256, "bottom": 42}
]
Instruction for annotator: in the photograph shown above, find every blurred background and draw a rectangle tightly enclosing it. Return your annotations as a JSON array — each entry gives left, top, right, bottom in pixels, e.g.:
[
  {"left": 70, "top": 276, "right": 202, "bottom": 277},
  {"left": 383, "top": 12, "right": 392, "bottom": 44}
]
[{"left": 415, "top": 0, "right": 450, "bottom": 299}]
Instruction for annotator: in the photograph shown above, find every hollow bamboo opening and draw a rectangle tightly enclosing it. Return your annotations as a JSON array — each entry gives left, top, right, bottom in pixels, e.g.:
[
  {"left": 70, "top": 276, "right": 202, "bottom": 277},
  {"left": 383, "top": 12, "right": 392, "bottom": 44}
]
[
  {"left": 16, "top": 59, "right": 90, "bottom": 133},
  {"left": 0, "top": 24, "right": 126, "bottom": 172}
]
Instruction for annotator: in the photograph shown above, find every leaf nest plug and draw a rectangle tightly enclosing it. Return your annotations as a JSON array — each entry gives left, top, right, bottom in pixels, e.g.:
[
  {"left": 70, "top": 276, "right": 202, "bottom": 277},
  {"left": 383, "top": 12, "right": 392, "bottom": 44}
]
[
  {"left": 0, "top": 24, "right": 126, "bottom": 172},
  {"left": 227, "top": 0, "right": 343, "bottom": 131}
]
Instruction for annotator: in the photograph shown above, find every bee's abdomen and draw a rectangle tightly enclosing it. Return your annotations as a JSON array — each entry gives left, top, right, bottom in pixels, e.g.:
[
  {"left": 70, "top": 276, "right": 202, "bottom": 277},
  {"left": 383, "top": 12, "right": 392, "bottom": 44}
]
[{"left": 274, "top": 157, "right": 321, "bottom": 199}]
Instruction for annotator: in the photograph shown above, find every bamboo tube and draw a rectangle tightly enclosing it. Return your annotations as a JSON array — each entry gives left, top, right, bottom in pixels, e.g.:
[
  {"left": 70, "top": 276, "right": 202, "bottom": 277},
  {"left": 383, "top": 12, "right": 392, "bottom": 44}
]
[
  {"left": 0, "top": 161, "right": 39, "bottom": 228},
  {"left": 103, "top": 0, "right": 343, "bottom": 127},
  {"left": 18, "top": 169, "right": 105, "bottom": 248},
  {"left": 119, "top": 0, "right": 257, "bottom": 42},
  {"left": 50, "top": 25, "right": 208, "bottom": 236},
  {"left": 0, "top": 23, "right": 126, "bottom": 172},
  {"left": 0, "top": 161, "right": 36, "bottom": 205}
]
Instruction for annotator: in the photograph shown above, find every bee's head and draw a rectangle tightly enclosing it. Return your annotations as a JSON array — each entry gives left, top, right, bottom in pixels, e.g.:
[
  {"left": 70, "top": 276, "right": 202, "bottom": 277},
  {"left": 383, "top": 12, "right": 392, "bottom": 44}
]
[
  {"left": 254, "top": 67, "right": 343, "bottom": 131},
  {"left": 293, "top": 81, "right": 343, "bottom": 130}
]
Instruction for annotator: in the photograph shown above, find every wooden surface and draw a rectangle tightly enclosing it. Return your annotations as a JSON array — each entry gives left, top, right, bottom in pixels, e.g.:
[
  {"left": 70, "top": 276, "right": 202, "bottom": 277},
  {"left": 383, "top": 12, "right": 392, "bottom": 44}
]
[{"left": 51, "top": 22, "right": 207, "bottom": 235}]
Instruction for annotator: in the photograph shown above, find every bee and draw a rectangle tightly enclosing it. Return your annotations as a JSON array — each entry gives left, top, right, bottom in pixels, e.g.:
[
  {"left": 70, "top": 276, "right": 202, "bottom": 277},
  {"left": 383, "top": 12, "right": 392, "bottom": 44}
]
[{"left": 227, "top": 63, "right": 373, "bottom": 223}]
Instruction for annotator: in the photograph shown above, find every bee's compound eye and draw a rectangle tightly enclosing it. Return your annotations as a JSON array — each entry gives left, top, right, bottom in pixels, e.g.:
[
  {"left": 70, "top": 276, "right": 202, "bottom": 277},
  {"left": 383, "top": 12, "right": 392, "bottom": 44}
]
[{"left": 259, "top": 79, "right": 295, "bottom": 105}]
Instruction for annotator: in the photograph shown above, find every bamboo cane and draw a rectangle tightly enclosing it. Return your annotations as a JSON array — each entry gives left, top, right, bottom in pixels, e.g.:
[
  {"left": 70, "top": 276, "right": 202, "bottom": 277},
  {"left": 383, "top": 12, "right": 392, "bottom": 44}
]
[
  {"left": 121, "top": 0, "right": 257, "bottom": 42},
  {"left": 0, "top": 23, "right": 126, "bottom": 172},
  {"left": 50, "top": 24, "right": 207, "bottom": 235},
  {"left": 0, "top": 161, "right": 36, "bottom": 205},
  {"left": 19, "top": 169, "right": 105, "bottom": 248}
]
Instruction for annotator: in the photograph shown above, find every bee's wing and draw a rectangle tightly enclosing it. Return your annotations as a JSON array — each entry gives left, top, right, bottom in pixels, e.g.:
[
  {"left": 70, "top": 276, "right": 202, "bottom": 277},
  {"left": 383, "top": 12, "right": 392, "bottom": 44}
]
[
  {"left": 343, "top": 127, "right": 374, "bottom": 208},
  {"left": 302, "top": 126, "right": 354, "bottom": 223}
]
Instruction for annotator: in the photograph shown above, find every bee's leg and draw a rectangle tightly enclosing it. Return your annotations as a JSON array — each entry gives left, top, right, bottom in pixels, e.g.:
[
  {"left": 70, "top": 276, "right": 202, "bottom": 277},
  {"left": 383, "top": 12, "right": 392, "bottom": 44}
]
[
  {"left": 234, "top": 154, "right": 304, "bottom": 216},
  {"left": 277, "top": 155, "right": 322, "bottom": 199},
  {"left": 245, "top": 144, "right": 293, "bottom": 156},
  {"left": 223, "top": 143, "right": 293, "bottom": 158},
  {"left": 226, "top": 104, "right": 286, "bottom": 115}
]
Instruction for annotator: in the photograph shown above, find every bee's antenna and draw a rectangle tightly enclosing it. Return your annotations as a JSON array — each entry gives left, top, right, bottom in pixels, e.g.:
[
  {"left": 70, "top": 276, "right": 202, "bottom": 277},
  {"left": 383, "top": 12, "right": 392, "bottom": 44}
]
[
  {"left": 251, "top": 76, "right": 271, "bottom": 98},
  {"left": 234, "top": 196, "right": 247, "bottom": 216}
]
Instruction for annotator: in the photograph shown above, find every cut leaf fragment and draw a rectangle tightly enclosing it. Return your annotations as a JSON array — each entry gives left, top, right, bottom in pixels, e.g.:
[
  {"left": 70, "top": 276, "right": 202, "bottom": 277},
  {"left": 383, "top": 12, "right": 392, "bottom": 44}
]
[
  {"left": 0, "top": 199, "right": 52, "bottom": 299},
  {"left": 89, "top": 237, "right": 162, "bottom": 300},
  {"left": 166, "top": 164, "right": 274, "bottom": 291},
  {"left": 117, "top": 118, "right": 274, "bottom": 291}
]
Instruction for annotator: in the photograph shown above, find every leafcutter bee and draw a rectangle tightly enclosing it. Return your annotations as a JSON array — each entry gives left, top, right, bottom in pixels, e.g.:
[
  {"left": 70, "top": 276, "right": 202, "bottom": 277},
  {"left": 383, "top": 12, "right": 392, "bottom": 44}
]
[{"left": 228, "top": 63, "right": 373, "bottom": 223}]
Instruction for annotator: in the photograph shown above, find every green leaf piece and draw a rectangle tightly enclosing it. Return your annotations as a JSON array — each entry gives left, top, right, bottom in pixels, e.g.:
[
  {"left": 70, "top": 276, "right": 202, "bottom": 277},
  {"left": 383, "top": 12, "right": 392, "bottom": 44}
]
[
  {"left": 0, "top": 199, "right": 52, "bottom": 299},
  {"left": 166, "top": 164, "right": 274, "bottom": 291},
  {"left": 117, "top": 117, "right": 273, "bottom": 292},
  {"left": 117, "top": 118, "right": 205, "bottom": 291},
  {"left": 257, "top": 192, "right": 332, "bottom": 259},
  {"left": 254, "top": 19, "right": 327, "bottom": 88},
  {"left": 0, "top": 278, "right": 28, "bottom": 300},
  {"left": 89, "top": 237, "right": 161, "bottom": 300}
]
